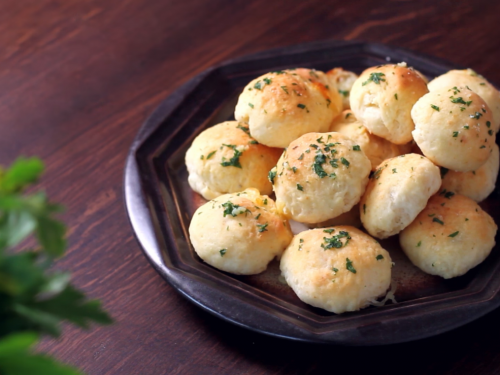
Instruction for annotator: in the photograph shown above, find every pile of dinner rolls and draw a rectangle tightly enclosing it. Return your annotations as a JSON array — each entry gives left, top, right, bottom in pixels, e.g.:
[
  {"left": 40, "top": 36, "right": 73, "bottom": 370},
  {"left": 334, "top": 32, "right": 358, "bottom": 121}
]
[{"left": 186, "top": 64, "right": 499, "bottom": 314}]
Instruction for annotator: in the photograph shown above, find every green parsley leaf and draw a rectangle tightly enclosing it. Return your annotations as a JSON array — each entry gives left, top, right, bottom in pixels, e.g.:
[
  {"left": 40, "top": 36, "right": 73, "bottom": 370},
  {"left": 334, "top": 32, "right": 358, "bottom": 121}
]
[
  {"left": 431, "top": 104, "right": 440, "bottom": 111},
  {"left": 236, "top": 124, "right": 250, "bottom": 135},
  {"left": 256, "top": 223, "right": 268, "bottom": 232},
  {"left": 448, "top": 231, "right": 459, "bottom": 238},
  {"left": 281, "top": 85, "right": 288, "bottom": 94},
  {"left": 346, "top": 258, "right": 357, "bottom": 273},
  {"left": 248, "top": 103, "right": 254, "bottom": 108},
  {"left": 312, "top": 153, "right": 328, "bottom": 178},
  {"left": 220, "top": 144, "right": 243, "bottom": 168},
  {"left": 221, "top": 202, "right": 249, "bottom": 217},
  {"left": 206, "top": 151, "right": 216, "bottom": 160},
  {"left": 353, "top": 145, "right": 361, "bottom": 151},
  {"left": 254, "top": 81, "right": 262, "bottom": 90},
  {"left": 433, "top": 217, "right": 444, "bottom": 225},
  {"left": 453, "top": 131, "right": 459, "bottom": 137},
  {"left": 297, "top": 183, "right": 303, "bottom": 191},
  {"left": 338, "top": 89, "right": 349, "bottom": 97},
  {"left": 340, "top": 157, "right": 350, "bottom": 168},
  {"left": 376, "top": 254, "right": 384, "bottom": 260},
  {"left": 362, "top": 72, "right": 386, "bottom": 86},
  {"left": 268, "top": 169, "right": 277, "bottom": 184},
  {"left": 220, "top": 249, "right": 227, "bottom": 256}
]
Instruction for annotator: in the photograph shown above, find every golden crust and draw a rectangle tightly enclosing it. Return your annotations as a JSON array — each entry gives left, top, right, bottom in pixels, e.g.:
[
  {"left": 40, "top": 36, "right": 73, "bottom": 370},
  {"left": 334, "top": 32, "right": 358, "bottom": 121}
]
[
  {"left": 350, "top": 64, "right": 429, "bottom": 144},
  {"left": 234, "top": 69, "right": 342, "bottom": 148},
  {"left": 360, "top": 154, "right": 441, "bottom": 239},
  {"left": 399, "top": 193, "right": 497, "bottom": 279},
  {"left": 280, "top": 226, "right": 392, "bottom": 314},
  {"left": 185, "top": 121, "right": 282, "bottom": 200},
  {"left": 428, "top": 69, "right": 500, "bottom": 132},
  {"left": 189, "top": 188, "right": 293, "bottom": 275},
  {"left": 272, "top": 132, "right": 371, "bottom": 224},
  {"left": 411, "top": 86, "right": 494, "bottom": 172}
]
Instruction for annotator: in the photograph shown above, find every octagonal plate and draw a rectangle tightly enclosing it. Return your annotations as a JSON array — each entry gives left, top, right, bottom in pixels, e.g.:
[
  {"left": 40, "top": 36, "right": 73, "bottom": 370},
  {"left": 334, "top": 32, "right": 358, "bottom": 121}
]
[{"left": 124, "top": 40, "right": 500, "bottom": 345}]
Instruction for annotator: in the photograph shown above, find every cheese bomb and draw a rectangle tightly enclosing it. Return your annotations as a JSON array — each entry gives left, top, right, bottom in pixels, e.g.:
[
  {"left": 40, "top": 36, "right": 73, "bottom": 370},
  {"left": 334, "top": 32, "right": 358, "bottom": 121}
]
[
  {"left": 271, "top": 132, "right": 371, "bottom": 224},
  {"left": 350, "top": 64, "right": 429, "bottom": 144},
  {"left": 441, "top": 143, "right": 499, "bottom": 202},
  {"left": 185, "top": 121, "right": 282, "bottom": 200},
  {"left": 400, "top": 193, "right": 497, "bottom": 279},
  {"left": 329, "top": 110, "right": 411, "bottom": 170},
  {"left": 234, "top": 69, "right": 342, "bottom": 148},
  {"left": 428, "top": 69, "right": 500, "bottom": 132},
  {"left": 280, "top": 226, "right": 392, "bottom": 314},
  {"left": 411, "top": 86, "right": 495, "bottom": 172},
  {"left": 360, "top": 154, "right": 441, "bottom": 239},
  {"left": 326, "top": 68, "right": 358, "bottom": 110},
  {"left": 189, "top": 188, "right": 293, "bottom": 275}
]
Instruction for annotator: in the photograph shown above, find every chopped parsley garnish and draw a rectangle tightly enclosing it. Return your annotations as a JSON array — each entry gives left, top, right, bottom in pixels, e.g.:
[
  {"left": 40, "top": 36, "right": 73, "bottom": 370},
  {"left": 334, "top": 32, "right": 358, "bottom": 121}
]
[
  {"left": 248, "top": 103, "right": 254, "bottom": 108},
  {"left": 221, "top": 202, "right": 249, "bottom": 217},
  {"left": 297, "top": 103, "right": 309, "bottom": 112},
  {"left": 263, "top": 77, "right": 272, "bottom": 85},
  {"left": 312, "top": 153, "right": 328, "bottom": 178},
  {"left": 440, "top": 189, "right": 455, "bottom": 199},
  {"left": 292, "top": 166, "right": 297, "bottom": 173},
  {"left": 394, "top": 93, "right": 398, "bottom": 100},
  {"left": 346, "top": 258, "right": 357, "bottom": 273},
  {"left": 297, "top": 183, "right": 303, "bottom": 191},
  {"left": 323, "top": 229, "right": 335, "bottom": 234},
  {"left": 256, "top": 223, "right": 268, "bottom": 232},
  {"left": 330, "top": 159, "right": 339, "bottom": 168},
  {"left": 254, "top": 81, "right": 262, "bottom": 90},
  {"left": 353, "top": 145, "right": 361, "bottom": 151},
  {"left": 489, "top": 129, "right": 494, "bottom": 136},
  {"left": 255, "top": 213, "right": 261, "bottom": 220},
  {"left": 470, "top": 112, "right": 482, "bottom": 120},
  {"left": 463, "top": 125, "right": 469, "bottom": 130},
  {"left": 487, "top": 121, "right": 491, "bottom": 128},
  {"left": 392, "top": 168, "right": 397, "bottom": 173},
  {"left": 376, "top": 254, "right": 384, "bottom": 260},
  {"left": 221, "top": 144, "right": 243, "bottom": 168},
  {"left": 317, "top": 136, "right": 324, "bottom": 144},
  {"left": 268, "top": 169, "right": 277, "bottom": 184},
  {"left": 362, "top": 72, "right": 386, "bottom": 86},
  {"left": 206, "top": 151, "right": 216, "bottom": 160},
  {"left": 321, "top": 231, "right": 351, "bottom": 250},
  {"left": 417, "top": 241, "right": 421, "bottom": 247},
  {"left": 448, "top": 231, "right": 459, "bottom": 238},
  {"left": 281, "top": 85, "right": 288, "bottom": 94},
  {"left": 220, "top": 249, "right": 227, "bottom": 257},
  {"left": 480, "top": 145, "right": 486, "bottom": 149},
  {"left": 433, "top": 217, "right": 444, "bottom": 225},
  {"left": 450, "top": 96, "right": 470, "bottom": 105},
  {"left": 339, "top": 89, "right": 349, "bottom": 97},
  {"left": 237, "top": 124, "right": 250, "bottom": 135},
  {"left": 264, "top": 199, "right": 268, "bottom": 205},
  {"left": 310, "top": 144, "right": 319, "bottom": 149},
  {"left": 332, "top": 267, "right": 339, "bottom": 273},
  {"left": 453, "top": 131, "right": 459, "bottom": 137},
  {"left": 345, "top": 113, "right": 351, "bottom": 119},
  {"left": 431, "top": 104, "right": 440, "bottom": 111},
  {"left": 326, "top": 98, "right": 331, "bottom": 108},
  {"left": 341, "top": 157, "right": 350, "bottom": 168},
  {"left": 298, "top": 153, "right": 304, "bottom": 160}
]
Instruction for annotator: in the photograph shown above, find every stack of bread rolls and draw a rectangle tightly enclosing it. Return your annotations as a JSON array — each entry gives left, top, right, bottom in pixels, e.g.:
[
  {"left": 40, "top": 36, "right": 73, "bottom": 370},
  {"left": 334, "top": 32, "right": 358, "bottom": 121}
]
[{"left": 185, "top": 64, "right": 499, "bottom": 314}]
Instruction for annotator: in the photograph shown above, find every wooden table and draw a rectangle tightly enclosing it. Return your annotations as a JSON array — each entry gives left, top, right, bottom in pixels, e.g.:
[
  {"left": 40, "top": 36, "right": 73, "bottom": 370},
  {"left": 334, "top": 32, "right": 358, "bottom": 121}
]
[{"left": 2, "top": 1, "right": 500, "bottom": 373}]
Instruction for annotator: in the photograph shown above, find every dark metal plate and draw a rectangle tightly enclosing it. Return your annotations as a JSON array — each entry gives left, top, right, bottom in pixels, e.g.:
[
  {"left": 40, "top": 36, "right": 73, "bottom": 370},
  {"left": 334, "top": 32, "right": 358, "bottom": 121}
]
[{"left": 124, "top": 40, "right": 500, "bottom": 345}]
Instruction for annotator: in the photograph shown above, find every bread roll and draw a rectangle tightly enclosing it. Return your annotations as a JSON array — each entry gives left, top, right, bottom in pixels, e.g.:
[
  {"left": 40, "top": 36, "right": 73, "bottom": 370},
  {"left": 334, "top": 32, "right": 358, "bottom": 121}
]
[
  {"left": 189, "top": 188, "right": 293, "bottom": 275},
  {"left": 234, "top": 69, "right": 342, "bottom": 148},
  {"left": 326, "top": 68, "right": 358, "bottom": 110},
  {"left": 400, "top": 193, "right": 497, "bottom": 279},
  {"left": 350, "top": 64, "right": 429, "bottom": 144},
  {"left": 411, "top": 86, "right": 495, "bottom": 172},
  {"left": 428, "top": 69, "right": 500, "bottom": 132},
  {"left": 272, "top": 132, "right": 371, "bottom": 223},
  {"left": 185, "top": 121, "right": 282, "bottom": 200},
  {"left": 280, "top": 226, "right": 392, "bottom": 314},
  {"left": 360, "top": 154, "right": 441, "bottom": 239}
]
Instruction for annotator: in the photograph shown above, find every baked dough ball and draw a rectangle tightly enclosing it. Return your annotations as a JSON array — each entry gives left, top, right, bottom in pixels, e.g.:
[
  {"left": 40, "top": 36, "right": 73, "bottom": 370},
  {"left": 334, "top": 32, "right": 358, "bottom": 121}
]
[
  {"left": 234, "top": 69, "right": 342, "bottom": 148},
  {"left": 411, "top": 86, "right": 495, "bottom": 172},
  {"left": 441, "top": 143, "right": 499, "bottom": 202},
  {"left": 428, "top": 69, "right": 500, "bottom": 132},
  {"left": 350, "top": 64, "right": 428, "bottom": 144},
  {"left": 185, "top": 121, "right": 282, "bottom": 200},
  {"left": 360, "top": 154, "right": 441, "bottom": 239},
  {"left": 326, "top": 68, "right": 358, "bottom": 109},
  {"left": 189, "top": 188, "right": 293, "bottom": 275},
  {"left": 329, "top": 110, "right": 410, "bottom": 170},
  {"left": 272, "top": 132, "right": 371, "bottom": 223},
  {"left": 280, "top": 226, "right": 392, "bottom": 314},
  {"left": 399, "top": 193, "right": 497, "bottom": 279}
]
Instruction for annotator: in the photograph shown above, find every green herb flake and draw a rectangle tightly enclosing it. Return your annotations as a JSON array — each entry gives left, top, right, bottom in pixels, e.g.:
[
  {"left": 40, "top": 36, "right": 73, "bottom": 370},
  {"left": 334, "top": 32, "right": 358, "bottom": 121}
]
[
  {"left": 206, "top": 151, "right": 216, "bottom": 160},
  {"left": 255, "top": 213, "right": 261, "bottom": 220},
  {"left": 323, "top": 229, "right": 335, "bottom": 234},
  {"left": 489, "top": 130, "right": 494, "bottom": 136},
  {"left": 254, "top": 81, "right": 262, "bottom": 90},
  {"left": 417, "top": 241, "right": 422, "bottom": 247},
  {"left": 480, "top": 145, "right": 486, "bottom": 149},
  {"left": 346, "top": 258, "right": 357, "bottom": 273},
  {"left": 268, "top": 169, "right": 277, "bottom": 184},
  {"left": 236, "top": 124, "right": 250, "bottom": 135},
  {"left": 341, "top": 157, "right": 350, "bottom": 168},
  {"left": 332, "top": 267, "right": 339, "bottom": 273},
  {"left": 376, "top": 254, "right": 384, "bottom": 260},
  {"left": 264, "top": 198, "right": 268, "bottom": 205},
  {"left": 362, "top": 72, "right": 386, "bottom": 86},
  {"left": 263, "top": 77, "right": 272, "bottom": 85},
  {"left": 221, "top": 144, "right": 243, "bottom": 168},
  {"left": 298, "top": 153, "right": 304, "bottom": 160},
  {"left": 297, "top": 103, "right": 309, "bottom": 112},
  {"left": 321, "top": 231, "right": 351, "bottom": 250},
  {"left": 200, "top": 155, "right": 204, "bottom": 160},
  {"left": 221, "top": 202, "right": 249, "bottom": 217},
  {"left": 297, "top": 183, "right": 304, "bottom": 191},
  {"left": 470, "top": 112, "right": 482, "bottom": 120},
  {"left": 281, "top": 85, "right": 288, "bottom": 94},
  {"left": 339, "top": 89, "right": 349, "bottom": 97},
  {"left": 433, "top": 217, "right": 444, "bottom": 225},
  {"left": 448, "top": 231, "right": 459, "bottom": 238},
  {"left": 463, "top": 125, "right": 469, "bottom": 130},
  {"left": 312, "top": 153, "right": 328, "bottom": 178},
  {"left": 256, "top": 223, "right": 268, "bottom": 232},
  {"left": 392, "top": 168, "right": 397, "bottom": 174},
  {"left": 487, "top": 121, "right": 491, "bottom": 128},
  {"left": 453, "top": 131, "right": 459, "bottom": 137},
  {"left": 345, "top": 113, "right": 352, "bottom": 119},
  {"left": 353, "top": 145, "right": 361, "bottom": 151},
  {"left": 394, "top": 93, "right": 398, "bottom": 100},
  {"left": 248, "top": 103, "right": 254, "bottom": 108},
  {"left": 431, "top": 104, "right": 440, "bottom": 111},
  {"left": 220, "top": 249, "right": 227, "bottom": 256}
]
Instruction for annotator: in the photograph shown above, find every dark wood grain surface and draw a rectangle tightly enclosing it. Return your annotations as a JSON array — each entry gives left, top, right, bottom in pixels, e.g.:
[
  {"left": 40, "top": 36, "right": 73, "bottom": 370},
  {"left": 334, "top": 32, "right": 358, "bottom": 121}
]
[{"left": 2, "top": 0, "right": 500, "bottom": 373}]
